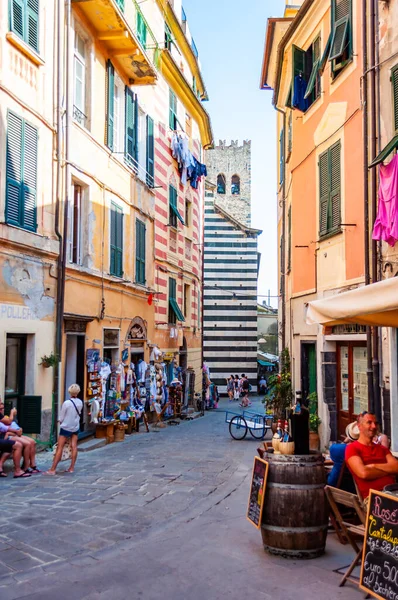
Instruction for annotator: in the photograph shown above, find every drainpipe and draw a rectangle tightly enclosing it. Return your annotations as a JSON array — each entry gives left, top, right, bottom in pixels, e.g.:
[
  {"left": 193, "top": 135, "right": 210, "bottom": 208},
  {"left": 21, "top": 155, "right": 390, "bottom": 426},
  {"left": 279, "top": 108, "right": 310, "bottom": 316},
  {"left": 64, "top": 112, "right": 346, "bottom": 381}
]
[
  {"left": 369, "top": 0, "right": 381, "bottom": 424},
  {"left": 275, "top": 106, "right": 286, "bottom": 359},
  {"left": 362, "top": 0, "right": 375, "bottom": 413}
]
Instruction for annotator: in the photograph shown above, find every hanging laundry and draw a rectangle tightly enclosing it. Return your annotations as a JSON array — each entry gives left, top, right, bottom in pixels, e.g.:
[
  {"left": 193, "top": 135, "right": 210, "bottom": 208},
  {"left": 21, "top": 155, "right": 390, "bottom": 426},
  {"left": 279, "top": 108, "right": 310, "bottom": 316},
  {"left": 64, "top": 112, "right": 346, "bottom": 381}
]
[
  {"left": 372, "top": 154, "right": 398, "bottom": 247},
  {"left": 170, "top": 133, "right": 206, "bottom": 187},
  {"left": 189, "top": 157, "right": 207, "bottom": 189},
  {"left": 292, "top": 74, "right": 309, "bottom": 112}
]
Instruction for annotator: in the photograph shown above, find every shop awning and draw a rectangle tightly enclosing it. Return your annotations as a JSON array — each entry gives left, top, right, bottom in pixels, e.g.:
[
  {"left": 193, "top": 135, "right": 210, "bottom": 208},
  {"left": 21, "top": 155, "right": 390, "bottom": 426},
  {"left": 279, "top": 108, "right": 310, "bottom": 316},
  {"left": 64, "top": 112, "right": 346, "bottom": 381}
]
[
  {"left": 169, "top": 298, "right": 185, "bottom": 322},
  {"left": 258, "top": 360, "right": 275, "bottom": 367},
  {"left": 306, "top": 277, "right": 398, "bottom": 327}
]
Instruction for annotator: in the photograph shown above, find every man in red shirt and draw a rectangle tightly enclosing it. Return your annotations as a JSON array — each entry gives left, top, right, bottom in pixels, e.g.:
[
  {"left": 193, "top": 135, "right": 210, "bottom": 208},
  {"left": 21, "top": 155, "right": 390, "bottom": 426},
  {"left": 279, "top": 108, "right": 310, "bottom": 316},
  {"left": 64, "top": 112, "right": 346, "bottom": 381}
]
[{"left": 346, "top": 412, "right": 398, "bottom": 499}]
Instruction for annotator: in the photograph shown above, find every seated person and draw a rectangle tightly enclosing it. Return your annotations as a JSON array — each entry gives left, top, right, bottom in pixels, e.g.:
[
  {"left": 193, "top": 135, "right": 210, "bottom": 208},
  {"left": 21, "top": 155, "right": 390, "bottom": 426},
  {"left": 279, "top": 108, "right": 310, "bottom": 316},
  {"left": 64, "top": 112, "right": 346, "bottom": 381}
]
[
  {"left": 0, "top": 422, "right": 31, "bottom": 478},
  {"left": 0, "top": 402, "right": 39, "bottom": 473},
  {"left": 346, "top": 411, "right": 398, "bottom": 500}
]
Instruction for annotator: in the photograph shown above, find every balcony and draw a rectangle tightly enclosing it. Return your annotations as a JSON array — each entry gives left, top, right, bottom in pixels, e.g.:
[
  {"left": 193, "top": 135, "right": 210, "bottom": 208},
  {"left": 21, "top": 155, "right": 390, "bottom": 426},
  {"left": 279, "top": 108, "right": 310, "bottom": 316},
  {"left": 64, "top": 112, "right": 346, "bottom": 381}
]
[{"left": 72, "top": 0, "right": 158, "bottom": 84}]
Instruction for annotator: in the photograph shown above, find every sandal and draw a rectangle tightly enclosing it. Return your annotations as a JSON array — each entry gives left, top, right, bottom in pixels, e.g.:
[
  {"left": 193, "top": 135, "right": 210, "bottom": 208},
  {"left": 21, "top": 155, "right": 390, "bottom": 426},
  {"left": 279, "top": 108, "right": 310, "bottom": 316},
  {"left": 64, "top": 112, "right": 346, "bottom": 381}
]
[
  {"left": 13, "top": 472, "right": 31, "bottom": 478},
  {"left": 0, "top": 471, "right": 7, "bottom": 478},
  {"left": 30, "top": 466, "right": 41, "bottom": 474}
]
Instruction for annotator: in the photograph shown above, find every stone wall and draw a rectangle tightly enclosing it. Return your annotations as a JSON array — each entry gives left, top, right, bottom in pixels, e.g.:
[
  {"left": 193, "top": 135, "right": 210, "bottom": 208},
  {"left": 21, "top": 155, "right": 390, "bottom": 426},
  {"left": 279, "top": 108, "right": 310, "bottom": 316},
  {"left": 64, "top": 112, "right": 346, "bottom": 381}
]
[{"left": 205, "top": 140, "right": 251, "bottom": 227}]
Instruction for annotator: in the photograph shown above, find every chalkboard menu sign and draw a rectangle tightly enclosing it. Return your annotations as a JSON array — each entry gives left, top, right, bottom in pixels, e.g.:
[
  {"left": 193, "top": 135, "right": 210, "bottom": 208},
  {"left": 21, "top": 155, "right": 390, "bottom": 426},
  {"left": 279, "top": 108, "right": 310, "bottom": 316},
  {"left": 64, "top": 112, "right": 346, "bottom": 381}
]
[
  {"left": 247, "top": 456, "right": 269, "bottom": 529},
  {"left": 360, "top": 490, "right": 398, "bottom": 599}
]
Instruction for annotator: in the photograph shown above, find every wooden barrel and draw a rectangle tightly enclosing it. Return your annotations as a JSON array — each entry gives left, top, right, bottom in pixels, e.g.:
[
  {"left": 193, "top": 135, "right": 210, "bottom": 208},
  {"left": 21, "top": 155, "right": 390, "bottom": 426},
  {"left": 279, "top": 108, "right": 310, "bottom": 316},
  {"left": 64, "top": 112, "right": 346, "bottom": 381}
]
[{"left": 261, "top": 452, "right": 328, "bottom": 559}]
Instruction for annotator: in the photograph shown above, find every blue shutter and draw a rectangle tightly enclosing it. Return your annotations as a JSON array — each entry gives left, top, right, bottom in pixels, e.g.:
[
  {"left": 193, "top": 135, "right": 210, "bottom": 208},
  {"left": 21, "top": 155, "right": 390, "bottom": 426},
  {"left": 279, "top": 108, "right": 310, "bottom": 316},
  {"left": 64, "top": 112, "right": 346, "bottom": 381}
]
[
  {"left": 146, "top": 115, "right": 154, "bottom": 187},
  {"left": 125, "top": 87, "right": 138, "bottom": 168},
  {"left": 22, "top": 121, "right": 37, "bottom": 231},
  {"left": 137, "top": 12, "right": 147, "bottom": 49},
  {"left": 10, "top": 0, "right": 25, "bottom": 39},
  {"left": 6, "top": 112, "right": 23, "bottom": 227},
  {"left": 26, "top": 0, "right": 39, "bottom": 52},
  {"left": 106, "top": 60, "right": 114, "bottom": 150}
]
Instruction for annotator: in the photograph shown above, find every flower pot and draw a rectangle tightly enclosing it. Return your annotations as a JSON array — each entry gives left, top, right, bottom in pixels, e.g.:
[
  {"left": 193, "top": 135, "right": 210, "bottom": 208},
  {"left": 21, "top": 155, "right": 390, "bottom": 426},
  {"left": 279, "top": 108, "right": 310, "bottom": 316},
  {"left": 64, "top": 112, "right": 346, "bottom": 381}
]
[
  {"left": 41, "top": 361, "right": 51, "bottom": 368},
  {"left": 309, "top": 431, "right": 320, "bottom": 451}
]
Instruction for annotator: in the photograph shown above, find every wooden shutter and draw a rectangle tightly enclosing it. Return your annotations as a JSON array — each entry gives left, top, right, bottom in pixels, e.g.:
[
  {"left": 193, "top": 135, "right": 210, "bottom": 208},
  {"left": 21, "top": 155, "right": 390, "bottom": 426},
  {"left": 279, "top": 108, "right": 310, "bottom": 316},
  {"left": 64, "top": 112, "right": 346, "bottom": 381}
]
[
  {"left": 330, "top": 142, "right": 341, "bottom": 230},
  {"left": 6, "top": 112, "right": 23, "bottom": 227},
  {"left": 18, "top": 395, "right": 42, "bottom": 434},
  {"left": 110, "top": 203, "right": 123, "bottom": 277},
  {"left": 169, "top": 89, "right": 177, "bottom": 129},
  {"left": 106, "top": 60, "right": 114, "bottom": 150},
  {"left": 287, "top": 206, "right": 292, "bottom": 271},
  {"left": 330, "top": 0, "right": 351, "bottom": 62},
  {"left": 115, "top": 0, "right": 124, "bottom": 10},
  {"left": 319, "top": 150, "right": 330, "bottom": 236},
  {"left": 135, "top": 219, "right": 146, "bottom": 284},
  {"left": 137, "top": 12, "right": 147, "bottom": 48},
  {"left": 392, "top": 65, "right": 398, "bottom": 134},
  {"left": 22, "top": 121, "right": 38, "bottom": 231},
  {"left": 125, "top": 87, "right": 138, "bottom": 167},
  {"left": 292, "top": 45, "right": 305, "bottom": 80},
  {"left": 10, "top": 0, "right": 25, "bottom": 38},
  {"left": 146, "top": 115, "right": 154, "bottom": 186},
  {"left": 27, "top": 0, "right": 39, "bottom": 52},
  {"left": 170, "top": 277, "right": 176, "bottom": 300}
]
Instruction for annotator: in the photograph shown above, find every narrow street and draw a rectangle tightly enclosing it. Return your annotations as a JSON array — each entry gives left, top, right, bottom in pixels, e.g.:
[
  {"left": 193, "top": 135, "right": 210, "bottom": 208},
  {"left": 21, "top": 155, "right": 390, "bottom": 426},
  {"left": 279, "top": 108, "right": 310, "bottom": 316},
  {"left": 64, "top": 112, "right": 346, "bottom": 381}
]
[{"left": 0, "top": 399, "right": 360, "bottom": 600}]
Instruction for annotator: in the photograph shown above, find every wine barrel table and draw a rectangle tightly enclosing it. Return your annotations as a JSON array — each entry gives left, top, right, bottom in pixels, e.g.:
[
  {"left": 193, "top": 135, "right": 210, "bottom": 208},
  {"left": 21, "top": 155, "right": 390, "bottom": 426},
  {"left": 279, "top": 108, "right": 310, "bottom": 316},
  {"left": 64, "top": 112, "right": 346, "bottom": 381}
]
[{"left": 261, "top": 452, "right": 328, "bottom": 559}]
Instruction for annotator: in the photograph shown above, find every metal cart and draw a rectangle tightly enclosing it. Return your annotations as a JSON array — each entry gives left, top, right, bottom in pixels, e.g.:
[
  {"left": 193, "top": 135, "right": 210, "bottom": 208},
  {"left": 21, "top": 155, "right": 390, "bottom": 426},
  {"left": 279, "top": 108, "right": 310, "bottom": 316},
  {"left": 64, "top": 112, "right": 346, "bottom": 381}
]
[{"left": 225, "top": 410, "right": 273, "bottom": 440}]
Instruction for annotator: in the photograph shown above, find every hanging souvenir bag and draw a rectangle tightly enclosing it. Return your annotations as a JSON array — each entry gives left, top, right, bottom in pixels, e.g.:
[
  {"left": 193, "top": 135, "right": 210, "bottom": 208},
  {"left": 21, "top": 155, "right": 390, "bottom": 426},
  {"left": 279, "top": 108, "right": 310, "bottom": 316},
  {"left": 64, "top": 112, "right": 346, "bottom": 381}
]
[{"left": 53, "top": 438, "right": 72, "bottom": 461}]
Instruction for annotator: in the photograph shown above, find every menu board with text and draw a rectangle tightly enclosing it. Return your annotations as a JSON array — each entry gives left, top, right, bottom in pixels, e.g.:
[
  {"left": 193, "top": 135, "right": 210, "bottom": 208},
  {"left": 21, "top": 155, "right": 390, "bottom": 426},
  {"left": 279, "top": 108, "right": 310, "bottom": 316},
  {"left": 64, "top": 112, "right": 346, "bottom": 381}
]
[
  {"left": 247, "top": 457, "right": 269, "bottom": 529},
  {"left": 360, "top": 490, "right": 398, "bottom": 599}
]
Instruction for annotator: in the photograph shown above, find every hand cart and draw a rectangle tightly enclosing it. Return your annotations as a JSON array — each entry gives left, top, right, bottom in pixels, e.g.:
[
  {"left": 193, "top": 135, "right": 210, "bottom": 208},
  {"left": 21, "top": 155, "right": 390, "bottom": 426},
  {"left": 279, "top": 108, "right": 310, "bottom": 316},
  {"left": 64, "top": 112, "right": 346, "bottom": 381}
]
[{"left": 225, "top": 410, "right": 273, "bottom": 440}]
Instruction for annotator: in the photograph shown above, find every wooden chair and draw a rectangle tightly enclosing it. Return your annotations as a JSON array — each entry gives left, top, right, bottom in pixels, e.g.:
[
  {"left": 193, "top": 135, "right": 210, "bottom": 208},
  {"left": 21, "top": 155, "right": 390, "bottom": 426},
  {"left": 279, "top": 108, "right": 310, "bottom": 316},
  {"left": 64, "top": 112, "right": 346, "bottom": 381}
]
[{"left": 324, "top": 485, "right": 366, "bottom": 588}]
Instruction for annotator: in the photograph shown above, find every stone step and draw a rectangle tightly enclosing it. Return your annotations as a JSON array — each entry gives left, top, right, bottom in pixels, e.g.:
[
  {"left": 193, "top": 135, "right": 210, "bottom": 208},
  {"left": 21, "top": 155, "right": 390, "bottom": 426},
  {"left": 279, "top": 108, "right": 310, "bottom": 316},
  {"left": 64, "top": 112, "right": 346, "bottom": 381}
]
[{"left": 77, "top": 437, "right": 106, "bottom": 452}]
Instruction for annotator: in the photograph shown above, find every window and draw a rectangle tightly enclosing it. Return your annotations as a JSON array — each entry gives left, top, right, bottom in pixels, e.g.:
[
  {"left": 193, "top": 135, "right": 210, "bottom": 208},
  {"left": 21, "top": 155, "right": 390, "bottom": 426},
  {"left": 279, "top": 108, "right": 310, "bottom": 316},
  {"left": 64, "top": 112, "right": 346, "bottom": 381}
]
[
  {"left": 329, "top": 0, "right": 352, "bottom": 76},
  {"left": 169, "top": 185, "right": 184, "bottom": 228},
  {"left": 279, "top": 128, "right": 284, "bottom": 185},
  {"left": 169, "top": 89, "right": 177, "bottom": 130},
  {"left": 5, "top": 112, "right": 37, "bottom": 232},
  {"left": 231, "top": 175, "right": 240, "bottom": 195},
  {"left": 287, "top": 206, "right": 292, "bottom": 272},
  {"left": 113, "top": 76, "right": 125, "bottom": 154},
  {"left": 368, "top": 64, "right": 398, "bottom": 167},
  {"left": 68, "top": 183, "right": 83, "bottom": 264},
  {"left": 9, "top": 0, "right": 39, "bottom": 53},
  {"left": 304, "top": 37, "right": 320, "bottom": 106},
  {"left": 165, "top": 23, "right": 172, "bottom": 51},
  {"left": 110, "top": 202, "right": 123, "bottom": 277},
  {"left": 319, "top": 141, "right": 341, "bottom": 237},
  {"left": 73, "top": 32, "right": 87, "bottom": 126},
  {"left": 137, "top": 11, "right": 147, "bottom": 48},
  {"left": 185, "top": 199, "right": 191, "bottom": 228},
  {"left": 106, "top": 60, "right": 115, "bottom": 150},
  {"left": 135, "top": 219, "right": 146, "bottom": 284},
  {"left": 146, "top": 115, "right": 154, "bottom": 187},
  {"left": 183, "top": 284, "right": 190, "bottom": 320},
  {"left": 292, "top": 37, "right": 320, "bottom": 112},
  {"left": 125, "top": 87, "right": 138, "bottom": 170},
  {"left": 168, "top": 278, "right": 185, "bottom": 324},
  {"left": 217, "top": 174, "right": 226, "bottom": 194},
  {"left": 115, "top": 0, "right": 124, "bottom": 10}
]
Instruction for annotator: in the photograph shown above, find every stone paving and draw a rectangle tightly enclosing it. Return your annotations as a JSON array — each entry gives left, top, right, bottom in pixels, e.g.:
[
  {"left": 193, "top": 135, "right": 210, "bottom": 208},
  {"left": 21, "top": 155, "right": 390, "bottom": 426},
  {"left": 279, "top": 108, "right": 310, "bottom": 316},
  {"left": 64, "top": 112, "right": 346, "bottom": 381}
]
[{"left": 0, "top": 397, "right": 363, "bottom": 599}]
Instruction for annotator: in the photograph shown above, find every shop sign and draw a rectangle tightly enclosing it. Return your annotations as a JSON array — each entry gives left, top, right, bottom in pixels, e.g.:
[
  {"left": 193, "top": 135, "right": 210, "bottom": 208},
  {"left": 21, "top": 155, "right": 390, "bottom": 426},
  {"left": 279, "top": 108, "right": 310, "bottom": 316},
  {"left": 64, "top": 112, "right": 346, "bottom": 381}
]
[
  {"left": 121, "top": 348, "right": 129, "bottom": 362},
  {"left": 0, "top": 303, "right": 37, "bottom": 320}
]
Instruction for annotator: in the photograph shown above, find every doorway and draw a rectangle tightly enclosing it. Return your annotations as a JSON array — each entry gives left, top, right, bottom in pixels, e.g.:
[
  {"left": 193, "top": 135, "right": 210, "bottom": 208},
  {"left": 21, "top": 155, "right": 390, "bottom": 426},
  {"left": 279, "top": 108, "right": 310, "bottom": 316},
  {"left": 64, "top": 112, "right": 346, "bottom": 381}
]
[
  {"left": 301, "top": 342, "right": 317, "bottom": 402},
  {"left": 64, "top": 334, "right": 86, "bottom": 432},
  {"left": 337, "top": 343, "right": 368, "bottom": 438},
  {"left": 5, "top": 334, "right": 27, "bottom": 414}
]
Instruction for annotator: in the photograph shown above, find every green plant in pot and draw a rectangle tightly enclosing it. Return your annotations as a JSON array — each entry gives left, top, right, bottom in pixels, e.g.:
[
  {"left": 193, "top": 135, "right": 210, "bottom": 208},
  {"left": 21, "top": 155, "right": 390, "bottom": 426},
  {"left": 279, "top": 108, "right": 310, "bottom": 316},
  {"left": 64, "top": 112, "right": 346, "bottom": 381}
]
[
  {"left": 308, "top": 392, "right": 321, "bottom": 450},
  {"left": 265, "top": 348, "right": 293, "bottom": 422},
  {"left": 39, "top": 352, "right": 59, "bottom": 368}
]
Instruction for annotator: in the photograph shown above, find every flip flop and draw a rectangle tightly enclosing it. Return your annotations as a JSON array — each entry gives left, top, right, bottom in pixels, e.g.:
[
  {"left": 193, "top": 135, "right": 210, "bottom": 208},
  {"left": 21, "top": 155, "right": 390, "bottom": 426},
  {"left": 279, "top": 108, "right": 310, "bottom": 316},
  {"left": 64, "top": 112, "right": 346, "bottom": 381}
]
[
  {"left": 0, "top": 471, "right": 7, "bottom": 478},
  {"left": 13, "top": 472, "right": 31, "bottom": 478}
]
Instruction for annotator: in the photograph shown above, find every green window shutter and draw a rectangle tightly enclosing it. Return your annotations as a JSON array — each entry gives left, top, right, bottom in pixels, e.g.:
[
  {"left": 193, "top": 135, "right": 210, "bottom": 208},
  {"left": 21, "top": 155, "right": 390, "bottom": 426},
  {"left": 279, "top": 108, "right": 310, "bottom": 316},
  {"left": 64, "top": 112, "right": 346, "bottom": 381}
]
[
  {"left": 17, "top": 395, "right": 42, "bottom": 434},
  {"left": 285, "top": 85, "right": 292, "bottom": 109},
  {"left": 319, "top": 150, "right": 330, "bottom": 236},
  {"left": 287, "top": 206, "right": 292, "bottom": 271},
  {"left": 110, "top": 203, "right": 123, "bottom": 277},
  {"left": 169, "top": 89, "right": 177, "bottom": 130},
  {"left": 279, "top": 128, "right": 284, "bottom": 185},
  {"left": 22, "top": 120, "right": 38, "bottom": 231},
  {"left": 329, "top": 17, "right": 349, "bottom": 61},
  {"left": 125, "top": 86, "right": 138, "bottom": 167},
  {"left": 146, "top": 115, "right": 154, "bottom": 186},
  {"left": 6, "top": 112, "right": 23, "bottom": 227},
  {"left": 330, "top": 0, "right": 352, "bottom": 65},
  {"left": 392, "top": 65, "right": 398, "bottom": 134},
  {"left": 330, "top": 142, "right": 341, "bottom": 230},
  {"left": 304, "top": 59, "right": 320, "bottom": 99},
  {"left": 169, "top": 277, "right": 177, "bottom": 324},
  {"left": 106, "top": 60, "right": 114, "bottom": 151},
  {"left": 292, "top": 45, "right": 305, "bottom": 80},
  {"left": 26, "top": 0, "right": 39, "bottom": 52},
  {"left": 319, "top": 33, "right": 332, "bottom": 75},
  {"left": 135, "top": 219, "right": 146, "bottom": 284},
  {"left": 115, "top": 0, "right": 124, "bottom": 11},
  {"left": 169, "top": 185, "right": 184, "bottom": 225},
  {"left": 137, "top": 12, "right": 147, "bottom": 48},
  {"left": 10, "top": 0, "right": 25, "bottom": 40}
]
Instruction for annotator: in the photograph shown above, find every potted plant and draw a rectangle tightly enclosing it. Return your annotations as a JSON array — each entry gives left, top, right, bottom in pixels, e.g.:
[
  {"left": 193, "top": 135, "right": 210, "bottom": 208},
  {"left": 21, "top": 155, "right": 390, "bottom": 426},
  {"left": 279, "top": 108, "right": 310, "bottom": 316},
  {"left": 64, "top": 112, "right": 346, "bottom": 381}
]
[
  {"left": 264, "top": 348, "right": 293, "bottom": 425},
  {"left": 39, "top": 352, "right": 59, "bottom": 368},
  {"left": 308, "top": 392, "right": 321, "bottom": 450}
]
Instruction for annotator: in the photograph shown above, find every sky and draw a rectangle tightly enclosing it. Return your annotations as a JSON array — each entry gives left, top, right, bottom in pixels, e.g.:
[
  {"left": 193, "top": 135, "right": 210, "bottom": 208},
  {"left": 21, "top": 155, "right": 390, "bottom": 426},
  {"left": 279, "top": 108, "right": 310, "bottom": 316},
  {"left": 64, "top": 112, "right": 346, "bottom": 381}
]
[{"left": 183, "top": 0, "right": 284, "bottom": 308}]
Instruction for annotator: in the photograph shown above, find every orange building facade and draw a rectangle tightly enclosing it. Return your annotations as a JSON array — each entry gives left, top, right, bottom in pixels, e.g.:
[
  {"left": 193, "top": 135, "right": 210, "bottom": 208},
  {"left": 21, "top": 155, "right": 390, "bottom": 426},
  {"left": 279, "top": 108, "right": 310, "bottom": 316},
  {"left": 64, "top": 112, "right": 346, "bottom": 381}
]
[{"left": 261, "top": 0, "right": 368, "bottom": 443}]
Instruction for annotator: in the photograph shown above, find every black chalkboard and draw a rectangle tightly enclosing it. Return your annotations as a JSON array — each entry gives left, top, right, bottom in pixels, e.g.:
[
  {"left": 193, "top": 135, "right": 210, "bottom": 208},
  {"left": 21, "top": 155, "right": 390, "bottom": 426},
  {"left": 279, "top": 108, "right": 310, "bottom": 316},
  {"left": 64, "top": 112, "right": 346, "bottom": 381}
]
[
  {"left": 247, "top": 456, "right": 269, "bottom": 529},
  {"left": 360, "top": 490, "right": 398, "bottom": 599}
]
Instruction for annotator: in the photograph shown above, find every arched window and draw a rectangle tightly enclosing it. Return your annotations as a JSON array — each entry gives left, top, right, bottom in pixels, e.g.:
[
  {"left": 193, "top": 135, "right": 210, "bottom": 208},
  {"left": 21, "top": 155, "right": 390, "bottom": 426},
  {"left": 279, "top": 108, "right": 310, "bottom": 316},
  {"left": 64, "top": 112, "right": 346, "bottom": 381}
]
[
  {"left": 231, "top": 175, "right": 240, "bottom": 195},
  {"left": 217, "top": 173, "right": 226, "bottom": 194}
]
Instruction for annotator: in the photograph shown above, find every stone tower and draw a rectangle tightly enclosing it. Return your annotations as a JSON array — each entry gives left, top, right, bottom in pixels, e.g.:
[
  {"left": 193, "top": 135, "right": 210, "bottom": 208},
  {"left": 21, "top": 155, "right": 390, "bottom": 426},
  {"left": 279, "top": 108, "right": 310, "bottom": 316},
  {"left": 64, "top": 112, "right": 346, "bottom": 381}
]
[{"left": 205, "top": 140, "right": 251, "bottom": 227}]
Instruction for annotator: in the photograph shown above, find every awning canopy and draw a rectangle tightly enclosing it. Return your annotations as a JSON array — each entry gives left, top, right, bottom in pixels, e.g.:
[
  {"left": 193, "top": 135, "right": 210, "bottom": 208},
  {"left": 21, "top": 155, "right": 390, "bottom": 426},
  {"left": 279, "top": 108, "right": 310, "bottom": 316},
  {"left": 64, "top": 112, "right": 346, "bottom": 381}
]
[
  {"left": 169, "top": 298, "right": 185, "bottom": 322},
  {"left": 258, "top": 360, "right": 275, "bottom": 367},
  {"left": 306, "top": 277, "right": 398, "bottom": 328}
]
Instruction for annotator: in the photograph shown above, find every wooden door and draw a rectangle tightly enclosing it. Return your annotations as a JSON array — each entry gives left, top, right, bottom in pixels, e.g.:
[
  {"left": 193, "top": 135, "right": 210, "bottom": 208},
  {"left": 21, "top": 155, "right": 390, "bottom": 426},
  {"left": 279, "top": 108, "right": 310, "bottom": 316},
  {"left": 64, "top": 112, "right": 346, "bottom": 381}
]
[{"left": 337, "top": 342, "right": 368, "bottom": 439}]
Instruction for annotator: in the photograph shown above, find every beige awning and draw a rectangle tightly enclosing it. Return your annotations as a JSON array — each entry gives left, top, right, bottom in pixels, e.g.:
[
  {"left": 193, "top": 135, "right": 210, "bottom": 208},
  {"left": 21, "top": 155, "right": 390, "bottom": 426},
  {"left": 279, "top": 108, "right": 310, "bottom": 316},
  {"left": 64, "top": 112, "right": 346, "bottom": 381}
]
[{"left": 306, "top": 277, "right": 398, "bottom": 327}]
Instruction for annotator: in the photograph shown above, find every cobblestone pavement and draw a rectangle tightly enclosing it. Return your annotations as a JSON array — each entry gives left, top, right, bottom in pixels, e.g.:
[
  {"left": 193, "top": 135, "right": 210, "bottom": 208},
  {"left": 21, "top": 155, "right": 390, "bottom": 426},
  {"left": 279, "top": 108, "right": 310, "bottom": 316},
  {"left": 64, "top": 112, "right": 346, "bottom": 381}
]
[{"left": 0, "top": 397, "right": 362, "bottom": 599}]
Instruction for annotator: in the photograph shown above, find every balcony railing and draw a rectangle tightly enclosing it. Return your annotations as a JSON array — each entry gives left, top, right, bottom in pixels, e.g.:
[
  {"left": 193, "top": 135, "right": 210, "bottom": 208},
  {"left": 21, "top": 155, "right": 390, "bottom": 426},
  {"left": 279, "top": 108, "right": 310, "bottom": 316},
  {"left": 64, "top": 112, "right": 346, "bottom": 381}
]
[
  {"left": 123, "top": 152, "right": 154, "bottom": 188},
  {"left": 73, "top": 105, "right": 88, "bottom": 128}
]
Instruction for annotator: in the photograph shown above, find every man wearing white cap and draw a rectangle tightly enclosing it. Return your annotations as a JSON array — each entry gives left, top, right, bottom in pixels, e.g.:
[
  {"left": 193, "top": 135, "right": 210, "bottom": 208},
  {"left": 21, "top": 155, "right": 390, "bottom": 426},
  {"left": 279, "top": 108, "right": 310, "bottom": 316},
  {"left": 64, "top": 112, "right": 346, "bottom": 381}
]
[{"left": 346, "top": 412, "right": 398, "bottom": 499}]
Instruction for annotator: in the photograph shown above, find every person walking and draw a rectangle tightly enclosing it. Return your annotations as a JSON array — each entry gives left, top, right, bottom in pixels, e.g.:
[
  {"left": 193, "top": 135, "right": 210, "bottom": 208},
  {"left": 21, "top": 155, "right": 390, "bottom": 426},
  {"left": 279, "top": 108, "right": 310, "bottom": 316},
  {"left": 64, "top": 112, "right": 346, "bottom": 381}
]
[
  {"left": 226, "top": 375, "right": 234, "bottom": 402},
  {"left": 45, "top": 384, "right": 83, "bottom": 475},
  {"left": 233, "top": 375, "right": 240, "bottom": 401}
]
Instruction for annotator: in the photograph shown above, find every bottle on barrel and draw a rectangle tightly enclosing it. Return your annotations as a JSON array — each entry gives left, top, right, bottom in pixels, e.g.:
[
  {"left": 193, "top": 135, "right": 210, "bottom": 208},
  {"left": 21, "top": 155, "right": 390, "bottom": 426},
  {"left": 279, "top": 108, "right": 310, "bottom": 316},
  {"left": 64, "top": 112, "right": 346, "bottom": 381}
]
[
  {"left": 283, "top": 420, "right": 292, "bottom": 442},
  {"left": 276, "top": 419, "right": 284, "bottom": 440},
  {"left": 290, "top": 390, "right": 310, "bottom": 454}
]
